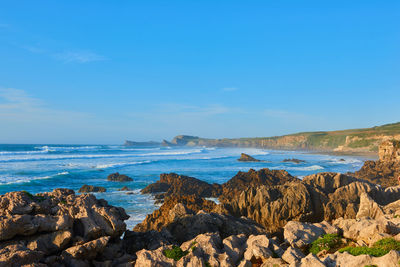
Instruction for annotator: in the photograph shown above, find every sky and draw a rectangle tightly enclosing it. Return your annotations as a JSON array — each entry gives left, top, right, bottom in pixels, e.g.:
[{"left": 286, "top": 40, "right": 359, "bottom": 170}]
[{"left": 0, "top": 1, "right": 399, "bottom": 144}]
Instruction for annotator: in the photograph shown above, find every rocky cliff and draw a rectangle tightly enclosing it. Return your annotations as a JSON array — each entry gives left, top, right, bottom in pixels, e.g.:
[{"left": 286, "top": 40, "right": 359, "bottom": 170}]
[{"left": 163, "top": 122, "right": 400, "bottom": 154}]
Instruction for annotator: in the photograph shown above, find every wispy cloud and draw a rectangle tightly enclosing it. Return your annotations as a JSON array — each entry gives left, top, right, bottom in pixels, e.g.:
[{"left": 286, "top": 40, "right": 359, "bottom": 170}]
[
  {"left": 222, "top": 87, "right": 239, "bottom": 92},
  {"left": 0, "top": 88, "right": 90, "bottom": 123},
  {"left": 54, "top": 50, "right": 106, "bottom": 63}
]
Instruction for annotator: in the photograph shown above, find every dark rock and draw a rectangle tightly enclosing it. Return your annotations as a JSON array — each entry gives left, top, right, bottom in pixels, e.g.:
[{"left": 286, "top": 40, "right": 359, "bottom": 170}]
[
  {"left": 107, "top": 172, "right": 133, "bottom": 182},
  {"left": 283, "top": 158, "right": 306, "bottom": 163},
  {"left": 134, "top": 194, "right": 217, "bottom": 232},
  {"left": 118, "top": 186, "right": 131, "bottom": 191},
  {"left": 353, "top": 160, "right": 400, "bottom": 187},
  {"left": 220, "top": 168, "right": 299, "bottom": 202},
  {"left": 238, "top": 153, "right": 261, "bottom": 162},
  {"left": 78, "top": 185, "right": 106, "bottom": 193},
  {"left": 141, "top": 173, "right": 222, "bottom": 200}
]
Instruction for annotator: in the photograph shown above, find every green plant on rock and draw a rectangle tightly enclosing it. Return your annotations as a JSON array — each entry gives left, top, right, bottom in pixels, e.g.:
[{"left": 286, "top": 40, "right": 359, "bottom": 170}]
[
  {"left": 22, "top": 190, "right": 34, "bottom": 199},
  {"left": 309, "top": 234, "right": 342, "bottom": 254},
  {"left": 364, "top": 265, "right": 378, "bottom": 267},
  {"left": 163, "top": 246, "right": 189, "bottom": 261},
  {"left": 339, "top": 238, "right": 400, "bottom": 257}
]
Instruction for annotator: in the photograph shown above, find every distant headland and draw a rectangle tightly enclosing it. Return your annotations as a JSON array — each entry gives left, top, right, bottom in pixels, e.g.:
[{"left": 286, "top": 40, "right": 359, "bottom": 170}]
[{"left": 125, "top": 122, "right": 400, "bottom": 155}]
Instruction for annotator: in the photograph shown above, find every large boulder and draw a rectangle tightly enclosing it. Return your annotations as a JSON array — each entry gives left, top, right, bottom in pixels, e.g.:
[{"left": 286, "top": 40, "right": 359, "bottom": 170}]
[
  {"left": 219, "top": 182, "right": 326, "bottom": 233},
  {"left": 220, "top": 168, "right": 299, "bottom": 202},
  {"left": 107, "top": 172, "right": 133, "bottom": 182},
  {"left": 78, "top": 184, "right": 106, "bottom": 193},
  {"left": 134, "top": 194, "right": 216, "bottom": 232},
  {"left": 141, "top": 173, "right": 222, "bottom": 200},
  {"left": 0, "top": 189, "right": 130, "bottom": 266}
]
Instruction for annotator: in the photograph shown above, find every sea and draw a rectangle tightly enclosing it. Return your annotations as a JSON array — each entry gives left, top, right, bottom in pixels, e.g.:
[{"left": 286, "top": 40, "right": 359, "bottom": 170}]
[{"left": 0, "top": 144, "right": 368, "bottom": 229}]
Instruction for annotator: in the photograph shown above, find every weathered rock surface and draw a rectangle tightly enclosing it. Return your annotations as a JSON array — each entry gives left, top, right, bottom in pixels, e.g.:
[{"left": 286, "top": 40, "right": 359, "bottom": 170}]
[
  {"left": 0, "top": 189, "right": 130, "bottom": 266},
  {"left": 353, "top": 140, "right": 400, "bottom": 187},
  {"left": 141, "top": 173, "right": 222, "bottom": 200},
  {"left": 324, "top": 250, "right": 400, "bottom": 267},
  {"left": 134, "top": 194, "right": 216, "bottom": 232},
  {"left": 284, "top": 221, "right": 338, "bottom": 249},
  {"left": 219, "top": 182, "right": 326, "bottom": 233},
  {"left": 107, "top": 172, "right": 133, "bottom": 182},
  {"left": 220, "top": 168, "right": 298, "bottom": 202},
  {"left": 78, "top": 184, "right": 106, "bottom": 193},
  {"left": 237, "top": 153, "right": 261, "bottom": 162}
]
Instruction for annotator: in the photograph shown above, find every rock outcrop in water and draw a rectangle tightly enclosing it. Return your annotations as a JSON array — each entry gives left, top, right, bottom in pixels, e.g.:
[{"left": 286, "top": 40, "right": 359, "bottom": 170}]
[
  {"left": 0, "top": 189, "right": 131, "bottom": 266},
  {"left": 237, "top": 153, "right": 261, "bottom": 162},
  {"left": 107, "top": 172, "right": 133, "bottom": 182},
  {"left": 353, "top": 140, "right": 400, "bottom": 187},
  {"left": 78, "top": 184, "right": 106, "bottom": 193}
]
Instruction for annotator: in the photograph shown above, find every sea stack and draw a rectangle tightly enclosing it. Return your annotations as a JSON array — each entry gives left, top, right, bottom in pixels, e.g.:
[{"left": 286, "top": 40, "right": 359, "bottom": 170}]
[{"left": 238, "top": 153, "right": 261, "bottom": 162}]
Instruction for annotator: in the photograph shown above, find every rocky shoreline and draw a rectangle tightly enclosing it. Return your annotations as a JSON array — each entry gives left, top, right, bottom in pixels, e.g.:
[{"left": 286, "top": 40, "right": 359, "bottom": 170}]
[{"left": 1, "top": 141, "right": 400, "bottom": 266}]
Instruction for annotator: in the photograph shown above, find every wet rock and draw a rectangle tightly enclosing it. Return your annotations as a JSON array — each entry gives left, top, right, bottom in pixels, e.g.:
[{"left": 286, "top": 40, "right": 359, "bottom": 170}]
[
  {"left": 238, "top": 153, "right": 261, "bottom": 162},
  {"left": 107, "top": 172, "right": 133, "bottom": 182},
  {"left": 78, "top": 184, "right": 106, "bottom": 193},
  {"left": 282, "top": 158, "right": 306, "bottom": 163}
]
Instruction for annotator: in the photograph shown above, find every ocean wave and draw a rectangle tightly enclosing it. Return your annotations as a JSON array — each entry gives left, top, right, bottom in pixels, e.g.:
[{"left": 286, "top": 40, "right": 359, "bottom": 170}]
[
  {"left": 0, "top": 153, "right": 139, "bottom": 163},
  {"left": 95, "top": 160, "right": 152, "bottom": 169},
  {"left": 138, "top": 149, "right": 203, "bottom": 156},
  {"left": 328, "top": 158, "right": 362, "bottom": 165}
]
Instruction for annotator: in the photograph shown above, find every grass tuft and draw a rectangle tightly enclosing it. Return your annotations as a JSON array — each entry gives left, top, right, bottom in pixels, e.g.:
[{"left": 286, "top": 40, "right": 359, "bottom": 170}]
[
  {"left": 339, "top": 238, "right": 400, "bottom": 257},
  {"left": 309, "top": 234, "right": 342, "bottom": 254},
  {"left": 163, "top": 246, "right": 189, "bottom": 261}
]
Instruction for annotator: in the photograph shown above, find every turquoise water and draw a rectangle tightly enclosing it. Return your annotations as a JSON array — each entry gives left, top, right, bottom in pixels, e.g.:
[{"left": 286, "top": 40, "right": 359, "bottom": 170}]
[{"left": 0, "top": 144, "right": 367, "bottom": 228}]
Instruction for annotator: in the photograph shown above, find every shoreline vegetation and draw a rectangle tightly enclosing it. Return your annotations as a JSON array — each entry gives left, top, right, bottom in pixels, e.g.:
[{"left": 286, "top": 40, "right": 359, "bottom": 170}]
[
  {"left": 125, "top": 122, "right": 400, "bottom": 158},
  {"left": 1, "top": 141, "right": 400, "bottom": 266}
]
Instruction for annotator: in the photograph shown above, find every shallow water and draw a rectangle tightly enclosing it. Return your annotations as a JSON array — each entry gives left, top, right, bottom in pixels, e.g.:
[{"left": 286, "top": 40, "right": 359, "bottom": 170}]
[{"left": 0, "top": 144, "right": 368, "bottom": 229}]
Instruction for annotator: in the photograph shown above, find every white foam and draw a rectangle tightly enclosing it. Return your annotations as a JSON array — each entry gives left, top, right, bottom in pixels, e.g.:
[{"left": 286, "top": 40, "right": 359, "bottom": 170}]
[
  {"left": 138, "top": 149, "right": 203, "bottom": 156},
  {"left": 95, "top": 160, "right": 152, "bottom": 169}
]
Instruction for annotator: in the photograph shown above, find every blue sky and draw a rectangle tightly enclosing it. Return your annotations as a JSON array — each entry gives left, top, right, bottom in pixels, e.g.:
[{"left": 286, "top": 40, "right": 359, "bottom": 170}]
[{"left": 0, "top": 1, "right": 399, "bottom": 144}]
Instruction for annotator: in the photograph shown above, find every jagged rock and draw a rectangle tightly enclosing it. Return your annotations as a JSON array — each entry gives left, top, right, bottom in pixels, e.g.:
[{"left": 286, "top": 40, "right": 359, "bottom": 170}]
[
  {"left": 243, "top": 235, "right": 273, "bottom": 262},
  {"left": 333, "top": 217, "right": 396, "bottom": 245},
  {"left": 296, "top": 253, "right": 325, "bottom": 267},
  {"left": 356, "top": 192, "right": 384, "bottom": 219},
  {"left": 62, "top": 236, "right": 110, "bottom": 260},
  {"left": 354, "top": 160, "right": 400, "bottom": 187},
  {"left": 141, "top": 173, "right": 221, "bottom": 200},
  {"left": 302, "top": 172, "right": 362, "bottom": 195},
  {"left": 78, "top": 184, "right": 106, "bottom": 193},
  {"left": 282, "top": 246, "right": 305, "bottom": 265},
  {"left": 325, "top": 250, "right": 400, "bottom": 267},
  {"left": 220, "top": 168, "right": 299, "bottom": 202},
  {"left": 379, "top": 140, "right": 400, "bottom": 162},
  {"left": 261, "top": 258, "right": 288, "bottom": 266},
  {"left": 0, "top": 189, "right": 129, "bottom": 266},
  {"left": 223, "top": 234, "right": 247, "bottom": 265},
  {"left": 107, "top": 172, "right": 133, "bottom": 182},
  {"left": 135, "top": 245, "right": 175, "bottom": 267},
  {"left": 283, "top": 158, "right": 306, "bottom": 163},
  {"left": 237, "top": 153, "right": 261, "bottom": 162},
  {"left": 219, "top": 182, "right": 326, "bottom": 233},
  {"left": 123, "top": 230, "right": 173, "bottom": 255},
  {"left": 0, "top": 244, "right": 44, "bottom": 267},
  {"left": 134, "top": 195, "right": 216, "bottom": 232},
  {"left": 283, "top": 221, "right": 326, "bottom": 249}
]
